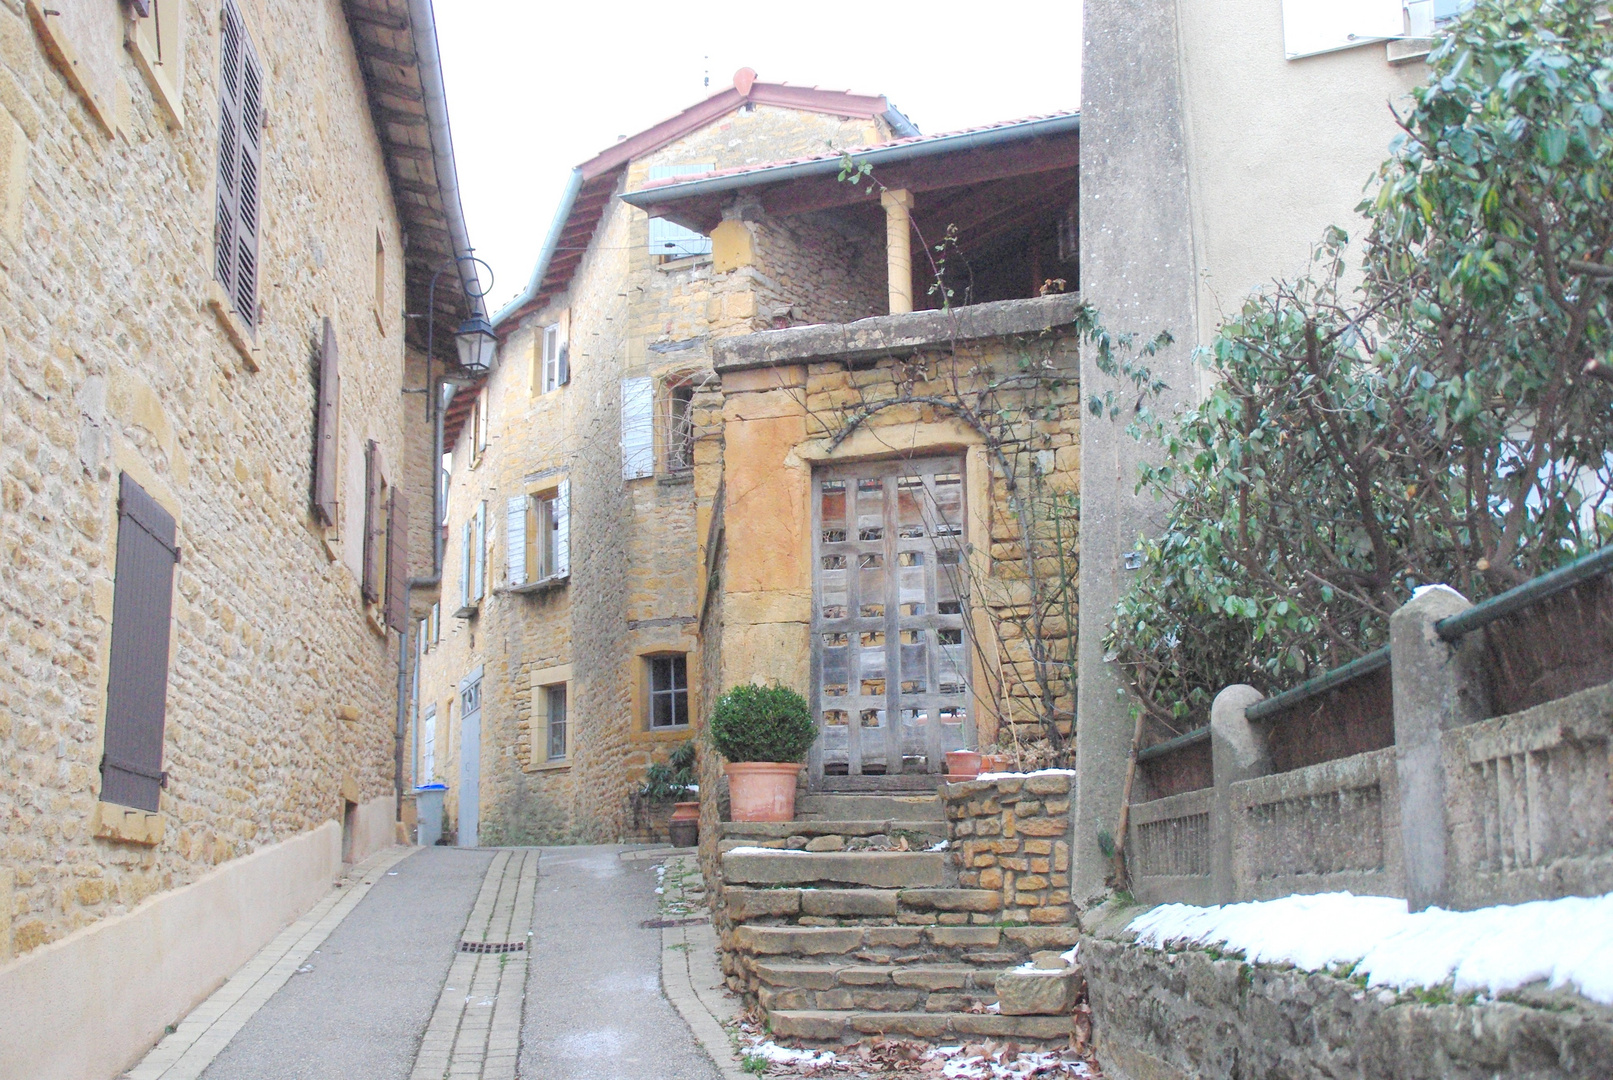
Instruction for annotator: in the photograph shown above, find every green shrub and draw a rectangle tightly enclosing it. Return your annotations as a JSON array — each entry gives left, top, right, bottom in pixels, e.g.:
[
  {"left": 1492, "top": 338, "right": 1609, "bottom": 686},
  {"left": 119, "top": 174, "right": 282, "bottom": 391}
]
[
  {"left": 638, "top": 740, "right": 698, "bottom": 801},
  {"left": 709, "top": 683, "right": 816, "bottom": 763}
]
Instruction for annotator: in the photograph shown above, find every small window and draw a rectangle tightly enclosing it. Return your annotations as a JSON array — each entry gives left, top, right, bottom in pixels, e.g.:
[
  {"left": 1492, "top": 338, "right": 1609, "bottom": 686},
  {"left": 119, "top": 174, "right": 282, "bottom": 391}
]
[
  {"left": 665, "top": 378, "right": 695, "bottom": 473},
  {"left": 420, "top": 706, "right": 437, "bottom": 781},
  {"left": 373, "top": 230, "right": 387, "bottom": 329},
  {"left": 545, "top": 685, "right": 568, "bottom": 760},
  {"left": 507, "top": 482, "right": 570, "bottom": 587},
  {"left": 648, "top": 655, "right": 689, "bottom": 729},
  {"left": 473, "top": 387, "right": 490, "bottom": 462},
  {"left": 540, "top": 324, "right": 568, "bottom": 393}
]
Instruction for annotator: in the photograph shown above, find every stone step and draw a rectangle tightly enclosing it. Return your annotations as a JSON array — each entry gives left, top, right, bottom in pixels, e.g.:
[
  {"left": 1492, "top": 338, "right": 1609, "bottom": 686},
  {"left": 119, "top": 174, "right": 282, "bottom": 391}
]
[
  {"left": 753, "top": 960, "right": 1004, "bottom": 1014},
  {"left": 725, "top": 886, "right": 1006, "bottom": 926},
  {"left": 730, "top": 923, "right": 1079, "bottom": 966},
  {"left": 794, "top": 794, "right": 945, "bottom": 822},
  {"left": 767, "top": 1009, "right": 1071, "bottom": 1047},
  {"left": 722, "top": 850, "right": 949, "bottom": 889},
  {"left": 720, "top": 819, "right": 947, "bottom": 847}
]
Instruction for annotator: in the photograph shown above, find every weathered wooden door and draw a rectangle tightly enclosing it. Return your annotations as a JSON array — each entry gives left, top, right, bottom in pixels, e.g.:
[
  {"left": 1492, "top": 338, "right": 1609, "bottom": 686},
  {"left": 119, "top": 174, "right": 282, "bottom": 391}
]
[{"left": 809, "top": 457, "right": 974, "bottom": 789}]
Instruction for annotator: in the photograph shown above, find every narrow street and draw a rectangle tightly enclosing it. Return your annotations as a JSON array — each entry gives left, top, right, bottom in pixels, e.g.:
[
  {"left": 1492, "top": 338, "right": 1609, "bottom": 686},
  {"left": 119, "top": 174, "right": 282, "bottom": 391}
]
[{"left": 125, "top": 847, "right": 729, "bottom": 1080}]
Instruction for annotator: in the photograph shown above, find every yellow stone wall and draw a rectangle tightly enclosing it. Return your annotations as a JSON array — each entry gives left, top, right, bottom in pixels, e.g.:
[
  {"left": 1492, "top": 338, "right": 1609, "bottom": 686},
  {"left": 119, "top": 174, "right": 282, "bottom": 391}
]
[
  {"left": 416, "top": 103, "right": 899, "bottom": 842},
  {"left": 0, "top": 0, "right": 421, "bottom": 957}
]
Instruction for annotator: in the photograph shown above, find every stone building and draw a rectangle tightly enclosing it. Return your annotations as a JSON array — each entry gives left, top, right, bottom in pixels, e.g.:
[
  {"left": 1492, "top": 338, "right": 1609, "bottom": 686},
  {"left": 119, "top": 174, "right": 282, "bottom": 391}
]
[
  {"left": 0, "top": 2, "right": 481, "bottom": 1077},
  {"left": 414, "top": 70, "right": 918, "bottom": 845},
  {"left": 415, "top": 70, "right": 1091, "bottom": 844}
]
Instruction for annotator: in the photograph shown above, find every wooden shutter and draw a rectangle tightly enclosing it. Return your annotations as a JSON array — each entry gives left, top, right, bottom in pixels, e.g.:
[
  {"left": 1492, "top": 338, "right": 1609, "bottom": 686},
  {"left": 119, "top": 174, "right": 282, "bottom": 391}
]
[
  {"left": 554, "top": 479, "right": 570, "bottom": 579},
  {"left": 314, "top": 318, "right": 340, "bottom": 525},
  {"left": 361, "top": 440, "right": 382, "bottom": 603},
  {"left": 621, "top": 377, "right": 655, "bottom": 479},
  {"left": 385, "top": 487, "right": 409, "bottom": 632},
  {"left": 215, "top": 0, "right": 262, "bottom": 329},
  {"left": 460, "top": 519, "right": 472, "bottom": 609},
  {"left": 101, "top": 474, "right": 179, "bottom": 813},
  {"left": 472, "top": 501, "right": 486, "bottom": 601},
  {"left": 506, "top": 494, "right": 528, "bottom": 587}
]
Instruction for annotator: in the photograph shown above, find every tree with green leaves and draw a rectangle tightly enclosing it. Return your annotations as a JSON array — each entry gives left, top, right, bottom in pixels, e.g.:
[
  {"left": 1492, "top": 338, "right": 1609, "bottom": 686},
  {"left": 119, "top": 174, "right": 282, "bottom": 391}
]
[{"left": 1102, "top": 0, "right": 1613, "bottom": 730}]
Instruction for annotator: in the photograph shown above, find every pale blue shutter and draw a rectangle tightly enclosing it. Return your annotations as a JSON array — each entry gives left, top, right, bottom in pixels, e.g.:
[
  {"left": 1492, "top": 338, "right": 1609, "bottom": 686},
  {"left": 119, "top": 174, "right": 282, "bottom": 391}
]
[
  {"left": 554, "top": 479, "right": 570, "bottom": 579},
  {"left": 645, "top": 164, "right": 714, "bottom": 257},
  {"left": 506, "top": 495, "right": 528, "bottom": 587},
  {"left": 621, "top": 377, "right": 655, "bottom": 479},
  {"left": 472, "top": 501, "right": 486, "bottom": 601}
]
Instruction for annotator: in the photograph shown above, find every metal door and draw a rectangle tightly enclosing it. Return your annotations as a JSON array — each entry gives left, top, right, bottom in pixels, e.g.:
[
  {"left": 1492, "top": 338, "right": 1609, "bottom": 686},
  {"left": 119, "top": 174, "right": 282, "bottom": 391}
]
[
  {"left": 458, "top": 667, "right": 483, "bottom": 847},
  {"left": 810, "top": 457, "right": 973, "bottom": 787}
]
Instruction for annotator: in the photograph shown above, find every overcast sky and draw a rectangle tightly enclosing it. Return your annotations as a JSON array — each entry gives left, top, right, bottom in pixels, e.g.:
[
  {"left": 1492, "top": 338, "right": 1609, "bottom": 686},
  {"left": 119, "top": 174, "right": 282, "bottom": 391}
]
[{"left": 432, "top": 2, "right": 1083, "bottom": 314}]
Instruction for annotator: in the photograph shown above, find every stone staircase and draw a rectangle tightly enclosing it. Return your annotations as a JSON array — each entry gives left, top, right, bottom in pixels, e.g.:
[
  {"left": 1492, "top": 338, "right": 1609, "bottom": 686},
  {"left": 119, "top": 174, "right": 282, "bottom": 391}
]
[{"left": 717, "top": 792, "right": 1080, "bottom": 1047}]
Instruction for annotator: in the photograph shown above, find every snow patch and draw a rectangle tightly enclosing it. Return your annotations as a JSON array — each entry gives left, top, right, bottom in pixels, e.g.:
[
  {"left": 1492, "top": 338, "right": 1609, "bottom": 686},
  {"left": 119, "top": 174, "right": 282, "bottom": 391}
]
[
  {"left": 973, "top": 768, "right": 1077, "bottom": 782},
  {"left": 1127, "top": 891, "right": 1613, "bottom": 1004}
]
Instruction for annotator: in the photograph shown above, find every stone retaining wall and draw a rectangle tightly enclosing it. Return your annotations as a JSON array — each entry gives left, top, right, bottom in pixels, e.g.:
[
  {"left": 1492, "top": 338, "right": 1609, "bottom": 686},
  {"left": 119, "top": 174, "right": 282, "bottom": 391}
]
[
  {"left": 944, "top": 773, "right": 1074, "bottom": 924},
  {"left": 1083, "top": 932, "right": 1613, "bottom": 1080}
]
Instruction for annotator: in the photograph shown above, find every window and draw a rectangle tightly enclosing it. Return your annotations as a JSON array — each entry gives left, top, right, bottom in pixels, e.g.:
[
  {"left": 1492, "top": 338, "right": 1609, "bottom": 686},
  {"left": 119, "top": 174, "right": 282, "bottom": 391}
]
[
  {"left": 1404, "top": 0, "right": 1473, "bottom": 35},
  {"left": 420, "top": 706, "right": 437, "bottom": 781},
  {"left": 540, "top": 323, "right": 570, "bottom": 392},
  {"left": 359, "top": 440, "right": 409, "bottom": 628},
  {"left": 645, "top": 165, "right": 715, "bottom": 260},
  {"left": 506, "top": 481, "right": 569, "bottom": 588},
  {"left": 665, "top": 378, "right": 695, "bottom": 473},
  {"left": 1280, "top": 0, "right": 1402, "bottom": 59},
  {"left": 429, "top": 602, "right": 440, "bottom": 646},
  {"left": 648, "top": 655, "right": 689, "bottom": 729},
  {"left": 101, "top": 474, "right": 179, "bottom": 813},
  {"left": 373, "top": 229, "right": 387, "bottom": 330},
  {"left": 313, "top": 318, "right": 340, "bottom": 525},
  {"left": 459, "top": 500, "right": 485, "bottom": 613},
  {"left": 545, "top": 685, "right": 568, "bottom": 760},
  {"left": 468, "top": 386, "right": 489, "bottom": 465},
  {"left": 214, "top": 0, "right": 263, "bottom": 329},
  {"left": 130, "top": 0, "right": 186, "bottom": 127}
]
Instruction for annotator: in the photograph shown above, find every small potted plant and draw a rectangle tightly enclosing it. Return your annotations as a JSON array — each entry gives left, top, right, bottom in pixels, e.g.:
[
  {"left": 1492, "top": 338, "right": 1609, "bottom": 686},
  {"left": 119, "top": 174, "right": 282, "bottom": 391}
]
[
  {"left": 710, "top": 683, "right": 816, "bottom": 822},
  {"left": 638, "top": 741, "right": 699, "bottom": 846}
]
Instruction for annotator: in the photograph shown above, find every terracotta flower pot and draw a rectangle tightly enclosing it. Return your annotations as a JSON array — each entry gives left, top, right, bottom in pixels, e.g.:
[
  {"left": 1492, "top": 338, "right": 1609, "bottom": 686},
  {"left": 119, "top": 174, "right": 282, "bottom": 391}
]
[
  {"left": 945, "top": 749, "right": 982, "bottom": 781},
  {"left": 669, "top": 800, "right": 700, "bottom": 848},
  {"left": 981, "top": 753, "right": 1014, "bottom": 774},
  {"left": 725, "top": 762, "right": 802, "bottom": 822}
]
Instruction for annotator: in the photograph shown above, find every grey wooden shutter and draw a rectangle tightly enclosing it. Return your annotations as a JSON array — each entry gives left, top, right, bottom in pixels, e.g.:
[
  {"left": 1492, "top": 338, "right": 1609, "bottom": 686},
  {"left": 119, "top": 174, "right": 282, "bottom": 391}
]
[
  {"left": 554, "top": 479, "right": 570, "bottom": 579},
  {"left": 472, "top": 501, "right": 486, "bottom": 601},
  {"left": 215, "top": 0, "right": 262, "bottom": 329},
  {"left": 621, "top": 377, "right": 655, "bottom": 479},
  {"left": 460, "top": 519, "right": 471, "bottom": 609},
  {"left": 506, "top": 494, "right": 528, "bottom": 587},
  {"left": 385, "top": 487, "right": 409, "bottom": 632},
  {"left": 101, "top": 473, "right": 179, "bottom": 813},
  {"left": 362, "top": 440, "right": 381, "bottom": 603},
  {"left": 314, "top": 317, "right": 340, "bottom": 525}
]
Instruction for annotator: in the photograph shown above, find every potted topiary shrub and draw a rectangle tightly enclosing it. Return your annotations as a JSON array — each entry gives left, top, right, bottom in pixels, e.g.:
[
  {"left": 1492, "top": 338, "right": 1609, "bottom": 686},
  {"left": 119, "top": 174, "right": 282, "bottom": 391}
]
[
  {"left": 709, "top": 683, "right": 816, "bottom": 822},
  {"left": 637, "top": 741, "right": 699, "bottom": 846}
]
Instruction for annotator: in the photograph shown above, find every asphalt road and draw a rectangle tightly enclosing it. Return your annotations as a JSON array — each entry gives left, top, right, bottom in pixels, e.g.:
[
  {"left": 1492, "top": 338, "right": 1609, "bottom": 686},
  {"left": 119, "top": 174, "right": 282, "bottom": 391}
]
[
  {"left": 199, "top": 846, "right": 494, "bottom": 1080},
  {"left": 519, "top": 845, "right": 723, "bottom": 1080}
]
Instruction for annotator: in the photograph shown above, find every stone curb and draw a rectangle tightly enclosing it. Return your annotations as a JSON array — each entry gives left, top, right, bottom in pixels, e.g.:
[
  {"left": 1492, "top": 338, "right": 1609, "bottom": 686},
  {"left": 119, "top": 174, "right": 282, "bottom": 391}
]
[{"left": 656, "top": 856, "right": 752, "bottom": 1080}]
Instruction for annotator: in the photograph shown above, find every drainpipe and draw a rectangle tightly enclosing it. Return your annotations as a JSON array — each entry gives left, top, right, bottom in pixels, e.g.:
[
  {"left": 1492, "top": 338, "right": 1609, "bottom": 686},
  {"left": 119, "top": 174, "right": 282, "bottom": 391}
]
[{"left": 882, "top": 188, "right": 914, "bottom": 314}]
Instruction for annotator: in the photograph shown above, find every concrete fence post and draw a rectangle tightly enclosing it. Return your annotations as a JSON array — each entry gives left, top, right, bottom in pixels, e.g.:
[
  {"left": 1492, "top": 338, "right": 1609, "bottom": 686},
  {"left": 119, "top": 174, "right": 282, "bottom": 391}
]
[
  {"left": 1210, "top": 684, "right": 1269, "bottom": 903},
  {"left": 1390, "top": 586, "right": 1491, "bottom": 912}
]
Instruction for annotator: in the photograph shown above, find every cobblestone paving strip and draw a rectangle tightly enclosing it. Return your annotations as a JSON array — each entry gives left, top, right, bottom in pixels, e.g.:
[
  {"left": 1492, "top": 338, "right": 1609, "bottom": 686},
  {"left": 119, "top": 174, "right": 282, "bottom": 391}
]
[
  {"left": 409, "top": 848, "right": 540, "bottom": 1080},
  {"left": 124, "top": 845, "right": 415, "bottom": 1080}
]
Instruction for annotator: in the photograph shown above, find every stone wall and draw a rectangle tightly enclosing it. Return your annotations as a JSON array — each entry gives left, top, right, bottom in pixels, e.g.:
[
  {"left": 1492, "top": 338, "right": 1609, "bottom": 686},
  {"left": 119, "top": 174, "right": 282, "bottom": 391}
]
[
  {"left": 0, "top": 0, "right": 419, "bottom": 961},
  {"left": 707, "top": 208, "right": 888, "bottom": 334},
  {"left": 944, "top": 773, "right": 1074, "bottom": 925},
  {"left": 1084, "top": 932, "right": 1613, "bottom": 1080}
]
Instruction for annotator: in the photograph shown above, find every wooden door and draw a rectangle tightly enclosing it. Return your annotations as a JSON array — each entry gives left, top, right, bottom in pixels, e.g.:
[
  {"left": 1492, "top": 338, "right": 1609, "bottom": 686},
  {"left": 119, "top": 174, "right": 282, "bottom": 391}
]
[{"left": 810, "top": 457, "right": 973, "bottom": 788}]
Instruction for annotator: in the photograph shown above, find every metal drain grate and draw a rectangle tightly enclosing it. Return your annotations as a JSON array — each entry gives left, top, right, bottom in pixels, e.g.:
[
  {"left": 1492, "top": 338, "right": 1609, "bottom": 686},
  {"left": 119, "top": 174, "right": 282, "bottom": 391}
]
[{"left": 458, "top": 940, "right": 526, "bottom": 954}]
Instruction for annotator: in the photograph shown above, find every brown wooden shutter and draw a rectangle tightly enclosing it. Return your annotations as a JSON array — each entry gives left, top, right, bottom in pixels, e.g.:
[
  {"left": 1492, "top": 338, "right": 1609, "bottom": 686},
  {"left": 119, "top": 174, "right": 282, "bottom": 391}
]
[
  {"left": 386, "top": 487, "right": 409, "bottom": 632},
  {"left": 101, "top": 474, "right": 179, "bottom": 813},
  {"left": 362, "top": 440, "right": 382, "bottom": 603},
  {"left": 314, "top": 317, "right": 340, "bottom": 525},
  {"left": 214, "top": 0, "right": 261, "bottom": 329}
]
